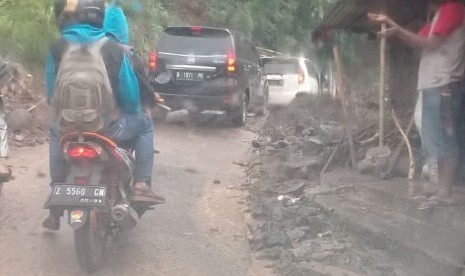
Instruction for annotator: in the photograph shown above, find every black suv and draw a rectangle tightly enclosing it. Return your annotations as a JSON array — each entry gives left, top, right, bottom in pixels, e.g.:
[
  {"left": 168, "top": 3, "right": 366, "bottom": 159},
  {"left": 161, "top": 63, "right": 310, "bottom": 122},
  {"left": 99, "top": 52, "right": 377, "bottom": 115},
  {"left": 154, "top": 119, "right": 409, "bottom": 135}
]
[{"left": 149, "top": 26, "right": 268, "bottom": 126}]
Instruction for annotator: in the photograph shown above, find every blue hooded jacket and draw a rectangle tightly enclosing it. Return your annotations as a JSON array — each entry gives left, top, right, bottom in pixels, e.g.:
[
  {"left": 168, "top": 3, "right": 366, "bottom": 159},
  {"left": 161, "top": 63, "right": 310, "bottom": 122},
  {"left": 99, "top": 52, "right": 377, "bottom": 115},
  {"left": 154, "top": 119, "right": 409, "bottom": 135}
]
[
  {"left": 45, "top": 23, "right": 141, "bottom": 114},
  {"left": 104, "top": 4, "right": 130, "bottom": 45}
]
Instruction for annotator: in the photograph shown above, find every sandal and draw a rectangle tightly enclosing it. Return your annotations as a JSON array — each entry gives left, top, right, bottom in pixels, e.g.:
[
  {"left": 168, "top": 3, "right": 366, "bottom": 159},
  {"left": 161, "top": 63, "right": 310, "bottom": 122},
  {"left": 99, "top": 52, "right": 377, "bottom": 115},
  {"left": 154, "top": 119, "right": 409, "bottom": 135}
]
[
  {"left": 130, "top": 182, "right": 166, "bottom": 204},
  {"left": 418, "top": 196, "right": 456, "bottom": 210}
]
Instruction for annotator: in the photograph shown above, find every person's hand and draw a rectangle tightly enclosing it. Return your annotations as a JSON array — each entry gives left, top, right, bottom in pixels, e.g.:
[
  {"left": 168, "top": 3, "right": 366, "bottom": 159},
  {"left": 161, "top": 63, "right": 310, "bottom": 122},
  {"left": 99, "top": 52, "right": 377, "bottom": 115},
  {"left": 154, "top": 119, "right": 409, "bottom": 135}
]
[
  {"left": 368, "top": 13, "right": 399, "bottom": 38},
  {"left": 378, "top": 26, "right": 399, "bottom": 39},
  {"left": 368, "top": 13, "right": 398, "bottom": 27},
  {"left": 368, "top": 13, "right": 388, "bottom": 24}
]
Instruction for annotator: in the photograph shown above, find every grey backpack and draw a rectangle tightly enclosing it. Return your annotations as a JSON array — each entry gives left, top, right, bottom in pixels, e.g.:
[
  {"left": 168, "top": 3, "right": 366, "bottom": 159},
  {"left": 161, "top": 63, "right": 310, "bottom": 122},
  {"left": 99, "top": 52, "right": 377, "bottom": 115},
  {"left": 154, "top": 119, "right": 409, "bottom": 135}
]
[{"left": 52, "top": 37, "right": 117, "bottom": 134}]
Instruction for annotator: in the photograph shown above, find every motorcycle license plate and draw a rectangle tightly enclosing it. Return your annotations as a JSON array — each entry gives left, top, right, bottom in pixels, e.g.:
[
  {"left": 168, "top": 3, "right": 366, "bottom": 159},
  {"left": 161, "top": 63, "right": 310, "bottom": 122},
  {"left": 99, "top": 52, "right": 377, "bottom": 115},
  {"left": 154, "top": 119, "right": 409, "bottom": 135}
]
[{"left": 51, "top": 184, "right": 107, "bottom": 207}]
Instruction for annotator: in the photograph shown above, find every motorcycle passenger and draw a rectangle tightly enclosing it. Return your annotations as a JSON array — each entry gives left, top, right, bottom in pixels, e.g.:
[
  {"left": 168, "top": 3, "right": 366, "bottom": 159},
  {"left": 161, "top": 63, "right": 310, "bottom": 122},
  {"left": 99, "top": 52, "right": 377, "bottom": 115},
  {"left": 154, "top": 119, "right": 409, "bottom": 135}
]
[
  {"left": 103, "top": 2, "right": 157, "bottom": 112},
  {"left": 43, "top": 0, "right": 165, "bottom": 231}
]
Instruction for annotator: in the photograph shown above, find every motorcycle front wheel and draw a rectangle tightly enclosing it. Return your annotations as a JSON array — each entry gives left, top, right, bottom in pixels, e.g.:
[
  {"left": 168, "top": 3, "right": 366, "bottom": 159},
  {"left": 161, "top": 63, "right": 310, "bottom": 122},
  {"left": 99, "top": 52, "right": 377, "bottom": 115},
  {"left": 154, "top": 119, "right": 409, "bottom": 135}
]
[{"left": 74, "top": 208, "right": 107, "bottom": 273}]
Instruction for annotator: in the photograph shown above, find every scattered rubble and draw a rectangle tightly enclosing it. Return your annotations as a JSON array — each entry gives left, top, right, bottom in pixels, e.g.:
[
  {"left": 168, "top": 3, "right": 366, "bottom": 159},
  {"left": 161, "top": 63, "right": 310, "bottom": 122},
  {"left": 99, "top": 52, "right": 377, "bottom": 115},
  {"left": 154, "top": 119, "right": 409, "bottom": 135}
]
[
  {"left": 1, "top": 65, "right": 48, "bottom": 148},
  {"left": 243, "top": 95, "right": 411, "bottom": 275}
]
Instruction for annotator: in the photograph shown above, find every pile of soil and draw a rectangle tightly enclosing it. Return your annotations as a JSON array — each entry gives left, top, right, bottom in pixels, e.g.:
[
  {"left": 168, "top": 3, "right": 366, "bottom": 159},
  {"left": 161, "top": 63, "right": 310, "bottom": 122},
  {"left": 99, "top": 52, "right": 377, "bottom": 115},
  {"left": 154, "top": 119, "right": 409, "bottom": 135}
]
[
  {"left": 1, "top": 65, "right": 49, "bottom": 148},
  {"left": 243, "top": 96, "right": 399, "bottom": 275}
]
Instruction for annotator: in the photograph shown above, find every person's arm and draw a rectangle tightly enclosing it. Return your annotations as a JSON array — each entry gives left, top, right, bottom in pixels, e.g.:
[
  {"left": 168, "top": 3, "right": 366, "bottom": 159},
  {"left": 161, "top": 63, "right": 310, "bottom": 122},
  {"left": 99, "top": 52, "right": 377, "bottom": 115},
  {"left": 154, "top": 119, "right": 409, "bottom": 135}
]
[
  {"left": 45, "top": 51, "right": 56, "bottom": 104},
  {"left": 396, "top": 26, "right": 444, "bottom": 50},
  {"left": 369, "top": 3, "right": 464, "bottom": 50},
  {"left": 117, "top": 54, "right": 141, "bottom": 114},
  {"left": 368, "top": 13, "right": 444, "bottom": 50},
  {"left": 132, "top": 53, "right": 157, "bottom": 107}
]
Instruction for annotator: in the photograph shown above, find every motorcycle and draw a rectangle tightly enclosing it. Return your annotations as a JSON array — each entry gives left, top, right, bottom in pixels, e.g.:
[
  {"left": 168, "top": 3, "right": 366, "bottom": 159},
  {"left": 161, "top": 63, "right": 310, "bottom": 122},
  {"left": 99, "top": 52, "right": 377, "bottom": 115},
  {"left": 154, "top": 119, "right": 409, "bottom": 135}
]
[{"left": 48, "top": 132, "right": 152, "bottom": 272}]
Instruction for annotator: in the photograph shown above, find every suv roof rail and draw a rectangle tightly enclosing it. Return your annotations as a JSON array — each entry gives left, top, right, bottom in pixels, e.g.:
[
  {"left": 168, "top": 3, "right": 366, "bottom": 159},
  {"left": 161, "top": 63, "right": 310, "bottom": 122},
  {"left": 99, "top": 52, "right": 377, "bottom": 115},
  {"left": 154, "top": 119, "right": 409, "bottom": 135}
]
[{"left": 165, "top": 26, "right": 232, "bottom": 36}]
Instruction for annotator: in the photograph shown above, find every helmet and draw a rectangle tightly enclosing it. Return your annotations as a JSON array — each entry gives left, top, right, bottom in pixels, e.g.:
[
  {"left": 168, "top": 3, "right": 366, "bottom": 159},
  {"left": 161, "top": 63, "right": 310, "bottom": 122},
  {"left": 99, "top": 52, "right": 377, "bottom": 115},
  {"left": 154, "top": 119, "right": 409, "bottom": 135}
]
[{"left": 54, "top": 0, "right": 105, "bottom": 29}]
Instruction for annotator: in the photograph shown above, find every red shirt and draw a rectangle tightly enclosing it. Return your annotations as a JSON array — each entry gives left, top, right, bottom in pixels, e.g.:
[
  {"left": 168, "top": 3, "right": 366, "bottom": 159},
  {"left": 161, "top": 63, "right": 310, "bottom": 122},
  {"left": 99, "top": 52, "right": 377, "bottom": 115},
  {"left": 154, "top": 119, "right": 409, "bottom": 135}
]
[{"left": 419, "top": 1, "right": 465, "bottom": 38}]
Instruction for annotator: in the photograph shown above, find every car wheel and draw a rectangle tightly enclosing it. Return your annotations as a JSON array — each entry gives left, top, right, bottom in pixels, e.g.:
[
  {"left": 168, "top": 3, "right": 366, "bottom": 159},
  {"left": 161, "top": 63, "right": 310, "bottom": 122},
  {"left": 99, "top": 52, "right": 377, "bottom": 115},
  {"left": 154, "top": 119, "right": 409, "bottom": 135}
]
[
  {"left": 256, "top": 91, "right": 268, "bottom": 117},
  {"left": 151, "top": 106, "right": 168, "bottom": 122},
  {"left": 230, "top": 92, "right": 248, "bottom": 127}
]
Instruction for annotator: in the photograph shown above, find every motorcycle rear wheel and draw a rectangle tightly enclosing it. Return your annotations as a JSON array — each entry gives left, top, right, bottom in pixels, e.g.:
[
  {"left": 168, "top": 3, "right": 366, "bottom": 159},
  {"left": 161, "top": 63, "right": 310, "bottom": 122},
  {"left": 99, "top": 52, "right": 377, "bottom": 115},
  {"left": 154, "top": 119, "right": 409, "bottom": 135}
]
[{"left": 74, "top": 208, "right": 107, "bottom": 273}]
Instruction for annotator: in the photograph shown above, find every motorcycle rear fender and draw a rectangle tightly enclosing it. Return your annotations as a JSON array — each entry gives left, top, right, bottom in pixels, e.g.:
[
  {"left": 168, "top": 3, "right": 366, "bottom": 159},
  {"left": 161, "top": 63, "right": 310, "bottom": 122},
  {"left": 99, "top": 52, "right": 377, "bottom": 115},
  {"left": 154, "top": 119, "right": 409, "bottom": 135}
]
[{"left": 68, "top": 208, "right": 89, "bottom": 230}]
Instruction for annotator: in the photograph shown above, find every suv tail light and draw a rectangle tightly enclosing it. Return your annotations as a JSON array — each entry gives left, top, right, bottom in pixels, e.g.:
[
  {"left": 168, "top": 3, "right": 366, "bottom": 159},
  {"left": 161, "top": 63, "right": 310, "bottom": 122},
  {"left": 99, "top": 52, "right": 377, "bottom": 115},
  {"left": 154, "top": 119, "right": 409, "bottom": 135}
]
[
  {"left": 149, "top": 52, "right": 158, "bottom": 72},
  {"left": 67, "top": 146, "right": 99, "bottom": 159},
  {"left": 227, "top": 52, "right": 236, "bottom": 73},
  {"left": 298, "top": 70, "right": 305, "bottom": 85},
  {"left": 191, "top": 26, "right": 202, "bottom": 33}
]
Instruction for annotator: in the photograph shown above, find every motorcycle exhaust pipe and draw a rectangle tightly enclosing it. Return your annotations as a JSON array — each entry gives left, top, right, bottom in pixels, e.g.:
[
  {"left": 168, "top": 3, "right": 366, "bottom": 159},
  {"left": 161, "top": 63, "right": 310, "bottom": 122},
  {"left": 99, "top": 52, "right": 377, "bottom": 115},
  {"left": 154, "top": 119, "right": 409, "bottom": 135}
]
[
  {"left": 111, "top": 204, "right": 139, "bottom": 231},
  {"left": 111, "top": 204, "right": 129, "bottom": 222}
]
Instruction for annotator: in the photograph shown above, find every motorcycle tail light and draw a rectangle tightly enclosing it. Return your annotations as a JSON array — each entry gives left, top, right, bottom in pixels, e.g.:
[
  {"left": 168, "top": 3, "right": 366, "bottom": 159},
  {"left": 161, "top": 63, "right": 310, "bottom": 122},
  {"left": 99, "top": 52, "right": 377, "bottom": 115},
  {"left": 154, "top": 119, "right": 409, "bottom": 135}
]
[
  {"left": 67, "top": 145, "right": 100, "bottom": 159},
  {"left": 74, "top": 177, "right": 89, "bottom": 185}
]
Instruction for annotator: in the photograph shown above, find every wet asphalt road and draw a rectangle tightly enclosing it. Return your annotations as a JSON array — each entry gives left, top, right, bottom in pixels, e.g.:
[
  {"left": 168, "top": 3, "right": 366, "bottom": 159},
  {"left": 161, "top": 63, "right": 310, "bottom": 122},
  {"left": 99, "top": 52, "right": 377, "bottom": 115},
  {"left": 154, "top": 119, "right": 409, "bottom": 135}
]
[{"left": 0, "top": 113, "right": 266, "bottom": 276}]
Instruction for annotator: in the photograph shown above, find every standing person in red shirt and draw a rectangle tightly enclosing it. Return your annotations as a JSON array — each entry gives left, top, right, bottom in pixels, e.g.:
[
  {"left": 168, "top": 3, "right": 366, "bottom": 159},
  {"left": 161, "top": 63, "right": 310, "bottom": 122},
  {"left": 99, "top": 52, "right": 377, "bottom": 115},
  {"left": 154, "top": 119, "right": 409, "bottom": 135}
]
[{"left": 368, "top": 0, "right": 465, "bottom": 209}]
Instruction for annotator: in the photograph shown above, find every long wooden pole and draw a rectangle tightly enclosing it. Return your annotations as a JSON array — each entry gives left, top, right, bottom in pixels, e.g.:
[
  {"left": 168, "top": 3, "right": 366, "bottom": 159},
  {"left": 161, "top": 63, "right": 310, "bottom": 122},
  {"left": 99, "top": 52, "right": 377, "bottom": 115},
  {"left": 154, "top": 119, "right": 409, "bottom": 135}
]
[
  {"left": 332, "top": 46, "right": 357, "bottom": 168},
  {"left": 379, "top": 23, "right": 387, "bottom": 147}
]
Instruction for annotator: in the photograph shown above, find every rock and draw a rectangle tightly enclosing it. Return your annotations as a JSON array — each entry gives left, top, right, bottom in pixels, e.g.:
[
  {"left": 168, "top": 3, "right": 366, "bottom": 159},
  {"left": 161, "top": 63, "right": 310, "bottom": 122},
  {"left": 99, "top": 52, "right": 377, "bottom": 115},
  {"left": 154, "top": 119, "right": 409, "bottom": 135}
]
[
  {"left": 366, "top": 146, "right": 391, "bottom": 169},
  {"left": 319, "top": 239, "right": 348, "bottom": 253},
  {"left": 37, "top": 171, "right": 46, "bottom": 178},
  {"left": 271, "top": 206, "right": 283, "bottom": 221},
  {"left": 252, "top": 140, "right": 262, "bottom": 148},
  {"left": 14, "top": 134, "right": 25, "bottom": 142},
  {"left": 265, "top": 146, "right": 276, "bottom": 152},
  {"left": 302, "top": 127, "right": 315, "bottom": 136},
  {"left": 357, "top": 146, "right": 392, "bottom": 176},
  {"left": 307, "top": 137, "right": 324, "bottom": 146},
  {"left": 319, "top": 124, "right": 344, "bottom": 142},
  {"left": 277, "top": 159, "right": 320, "bottom": 180},
  {"left": 303, "top": 137, "right": 324, "bottom": 156},
  {"left": 256, "top": 247, "right": 282, "bottom": 261},
  {"left": 275, "top": 180, "right": 307, "bottom": 197},
  {"left": 244, "top": 213, "right": 258, "bottom": 232},
  {"left": 264, "top": 224, "right": 291, "bottom": 248},
  {"left": 35, "top": 137, "right": 46, "bottom": 145},
  {"left": 293, "top": 239, "right": 347, "bottom": 262},
  {"left": 296, "top": 205, "right": 320, "bottom": 218},
  {"left": 311, "top": 250, "right": 335, "bottom": 262},
  {"left": 357, "top": 159, "right": 375, "bottom": 175},
  {"left": 7, "top": 109, "right": 32, "bottom": 131},
  {"left": 291, "top": 240, "right": 315, "bottom": 261},
  {"left": 286, "top": 226, "right": 310, "bottom": 242},
  {"left": 274, "top": 140, "right": 289, "bottom": 149},
  {"left": 213, "top": 179, "right": 221, "bottom": 185}
]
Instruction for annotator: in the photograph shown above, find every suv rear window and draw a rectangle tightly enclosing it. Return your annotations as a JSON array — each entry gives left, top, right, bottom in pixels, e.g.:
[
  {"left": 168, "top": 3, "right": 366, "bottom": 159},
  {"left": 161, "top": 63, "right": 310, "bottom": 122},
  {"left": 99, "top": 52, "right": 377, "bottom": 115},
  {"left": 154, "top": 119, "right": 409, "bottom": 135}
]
[
  {"left": 158, "top": 28, "right": 233, "bottom": 56},
  {"left": 264, "top": 60, "right": 300, "bottom": 75}
]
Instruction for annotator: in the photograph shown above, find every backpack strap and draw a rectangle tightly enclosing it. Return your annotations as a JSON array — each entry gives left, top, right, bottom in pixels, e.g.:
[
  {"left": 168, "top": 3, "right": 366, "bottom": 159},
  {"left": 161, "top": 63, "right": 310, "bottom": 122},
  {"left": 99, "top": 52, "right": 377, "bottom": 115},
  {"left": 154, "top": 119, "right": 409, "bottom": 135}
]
[
  {"left": 87, "top": 37, "right": 110, "bottom": 56},
  {"left": 120, "top": 44, "right": 134, "bottom": 66}
]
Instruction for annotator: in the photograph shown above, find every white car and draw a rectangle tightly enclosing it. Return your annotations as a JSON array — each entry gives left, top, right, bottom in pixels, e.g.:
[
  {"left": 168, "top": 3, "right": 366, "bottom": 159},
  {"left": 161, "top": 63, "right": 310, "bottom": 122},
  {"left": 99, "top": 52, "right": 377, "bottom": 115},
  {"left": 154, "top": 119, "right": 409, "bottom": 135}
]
[{"left": 263, "top": 57, "right": 320, "bottom": 106}]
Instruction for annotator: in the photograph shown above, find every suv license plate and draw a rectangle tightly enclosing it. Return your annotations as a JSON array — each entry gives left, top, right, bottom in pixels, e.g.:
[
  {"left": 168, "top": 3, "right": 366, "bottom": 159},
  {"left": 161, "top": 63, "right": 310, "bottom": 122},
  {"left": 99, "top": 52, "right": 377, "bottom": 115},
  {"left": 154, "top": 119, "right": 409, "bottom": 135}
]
[
  {"left": 176, "top": 71, "right": 205, "bottom": 81},
  {"left": 51, "top": 184, "right": 107, "bottom": 207}
]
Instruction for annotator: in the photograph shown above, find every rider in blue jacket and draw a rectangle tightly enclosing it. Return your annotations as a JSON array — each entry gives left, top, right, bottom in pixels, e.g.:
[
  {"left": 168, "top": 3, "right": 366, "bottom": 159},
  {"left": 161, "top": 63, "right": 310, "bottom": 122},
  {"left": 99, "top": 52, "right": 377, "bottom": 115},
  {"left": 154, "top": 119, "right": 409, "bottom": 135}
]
[{"left": 43, "top": 0, "right": 165, "bottom": 231}]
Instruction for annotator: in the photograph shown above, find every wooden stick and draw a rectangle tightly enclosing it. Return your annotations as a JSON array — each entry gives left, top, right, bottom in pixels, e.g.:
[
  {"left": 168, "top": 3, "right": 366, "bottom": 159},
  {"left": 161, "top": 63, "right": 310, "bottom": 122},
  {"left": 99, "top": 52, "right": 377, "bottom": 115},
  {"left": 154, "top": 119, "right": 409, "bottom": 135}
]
[
  {"left": 379, "top": 23, "right": 387, "bottom": 147},
  {"left": 385, "top": 113, "right": 415, "bottom": 176},
  {"left": 332, "top": 46, "right": 357, "bottom": 168},
  {"left": 391, "top": 110, "right": 415, "bottom": 180},
  {"left": 320, "top": 137, "right": 345, "bottom": 176}
]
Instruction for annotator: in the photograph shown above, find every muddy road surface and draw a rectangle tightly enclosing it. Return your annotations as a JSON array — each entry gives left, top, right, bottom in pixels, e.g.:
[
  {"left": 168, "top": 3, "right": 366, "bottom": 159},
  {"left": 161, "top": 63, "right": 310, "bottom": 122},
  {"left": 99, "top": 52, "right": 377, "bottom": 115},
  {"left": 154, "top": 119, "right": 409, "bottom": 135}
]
[{"left": 0, "top": 114, "right": 268, "bottom": 276}]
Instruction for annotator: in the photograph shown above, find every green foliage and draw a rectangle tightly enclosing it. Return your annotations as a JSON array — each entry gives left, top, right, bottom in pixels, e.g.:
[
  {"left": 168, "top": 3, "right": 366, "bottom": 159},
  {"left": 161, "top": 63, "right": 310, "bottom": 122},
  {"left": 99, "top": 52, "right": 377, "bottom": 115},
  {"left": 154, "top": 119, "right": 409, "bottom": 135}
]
[
  {"left": 122, "top": 0, "right": 175, "bottom": 55},
  {"left": 0, "top": 0, "right": 57, "bottom": 64},
  {"left": 207, "top": 0, "right": 336, "bottom": 54},
  {"left": 0, "top": 0, "right": 345, "bottom": 68}
]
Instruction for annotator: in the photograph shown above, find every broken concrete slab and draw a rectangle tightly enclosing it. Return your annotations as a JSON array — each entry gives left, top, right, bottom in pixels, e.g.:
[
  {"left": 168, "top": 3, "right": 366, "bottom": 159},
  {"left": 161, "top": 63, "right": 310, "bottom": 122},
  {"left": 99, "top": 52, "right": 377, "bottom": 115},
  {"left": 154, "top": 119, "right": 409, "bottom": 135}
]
[{"left": 317, "top": 170, "right": 465, "bottom": 276}]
